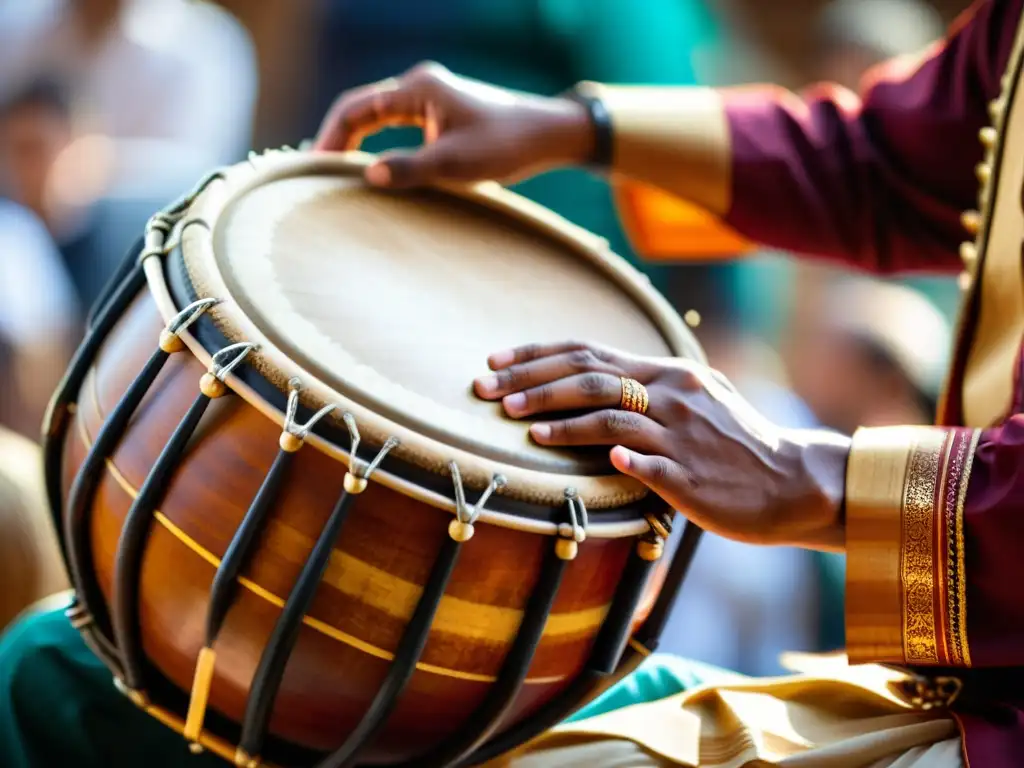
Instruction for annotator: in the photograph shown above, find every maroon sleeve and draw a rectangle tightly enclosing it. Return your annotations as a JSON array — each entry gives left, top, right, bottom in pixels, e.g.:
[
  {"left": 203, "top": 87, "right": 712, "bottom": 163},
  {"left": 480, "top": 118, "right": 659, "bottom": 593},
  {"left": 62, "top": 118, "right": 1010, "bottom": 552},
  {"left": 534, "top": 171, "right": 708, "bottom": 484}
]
[
  {"left": 962, "top": 414, "right": 1024, "bottom": 666},
  {"left": 722, "top": 0, "right": 1021, "bottom": 274}
]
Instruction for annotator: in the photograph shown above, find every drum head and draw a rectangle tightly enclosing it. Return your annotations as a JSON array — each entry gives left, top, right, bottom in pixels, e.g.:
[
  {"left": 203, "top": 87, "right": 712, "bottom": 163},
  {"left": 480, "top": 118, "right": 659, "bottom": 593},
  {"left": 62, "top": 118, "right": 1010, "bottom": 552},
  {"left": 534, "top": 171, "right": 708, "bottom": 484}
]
[{"left": 175, "top": 151, "right": 703, "bottom": 507}]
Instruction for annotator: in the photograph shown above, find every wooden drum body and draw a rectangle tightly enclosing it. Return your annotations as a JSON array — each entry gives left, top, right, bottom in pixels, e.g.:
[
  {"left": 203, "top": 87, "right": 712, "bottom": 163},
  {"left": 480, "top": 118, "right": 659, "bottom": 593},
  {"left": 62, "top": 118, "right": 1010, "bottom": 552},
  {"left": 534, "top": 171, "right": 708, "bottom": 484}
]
[{"left": 44, "top": 151, "right": 705, "bottom": 767}]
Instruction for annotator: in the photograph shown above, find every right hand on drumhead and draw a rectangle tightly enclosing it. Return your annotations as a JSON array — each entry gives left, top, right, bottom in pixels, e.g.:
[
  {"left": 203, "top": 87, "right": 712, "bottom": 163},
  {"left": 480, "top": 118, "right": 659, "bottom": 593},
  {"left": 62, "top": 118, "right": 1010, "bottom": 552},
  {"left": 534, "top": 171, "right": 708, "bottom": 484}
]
[
  {"left": 314, "top": 63, "right": 596, "bottom": 189},
  {"left": 473, "top": 341, "right": 851, "bottom": 553}
]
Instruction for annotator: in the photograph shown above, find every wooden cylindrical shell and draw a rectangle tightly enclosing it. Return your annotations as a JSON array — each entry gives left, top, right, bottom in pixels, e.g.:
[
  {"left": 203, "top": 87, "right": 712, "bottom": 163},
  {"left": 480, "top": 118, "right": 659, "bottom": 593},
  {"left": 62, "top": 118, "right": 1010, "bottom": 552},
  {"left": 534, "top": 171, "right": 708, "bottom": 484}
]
[{"left": 64, "top": 292, "right": 656, "bottom": 763}]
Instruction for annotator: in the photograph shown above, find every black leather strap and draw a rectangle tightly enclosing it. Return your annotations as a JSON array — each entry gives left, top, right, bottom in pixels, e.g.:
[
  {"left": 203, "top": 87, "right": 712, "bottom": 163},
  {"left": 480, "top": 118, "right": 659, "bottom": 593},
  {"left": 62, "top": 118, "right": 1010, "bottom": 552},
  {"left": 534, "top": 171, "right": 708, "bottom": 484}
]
[
  {"left": 65, "top": 346, "right": 172, "bottom": 661},
  {"left": 406, "top": 537, "right": 569, "bottom": 768},
  {"left": 239, "top": 485, "right": 360, "bottom": 760},
  {"left": 563, "top": 87, "right": 614, "bottom": 169},
  {"left": 318, "top": 535, "right": 463, "bottom": 768},
  {"left": 204, "top": 448, "right": 297, "bottom": 647},
  {"left": 112, "top": 391, "right": 215, "bottom": 692}
]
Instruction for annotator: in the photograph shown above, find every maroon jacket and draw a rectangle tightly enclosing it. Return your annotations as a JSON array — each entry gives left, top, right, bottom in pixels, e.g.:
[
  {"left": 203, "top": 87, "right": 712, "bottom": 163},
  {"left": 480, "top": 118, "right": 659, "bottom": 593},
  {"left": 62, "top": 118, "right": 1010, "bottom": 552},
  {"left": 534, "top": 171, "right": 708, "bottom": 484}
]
[{"left": 718, "top": 2, "right": 1024, "bottom": 764}]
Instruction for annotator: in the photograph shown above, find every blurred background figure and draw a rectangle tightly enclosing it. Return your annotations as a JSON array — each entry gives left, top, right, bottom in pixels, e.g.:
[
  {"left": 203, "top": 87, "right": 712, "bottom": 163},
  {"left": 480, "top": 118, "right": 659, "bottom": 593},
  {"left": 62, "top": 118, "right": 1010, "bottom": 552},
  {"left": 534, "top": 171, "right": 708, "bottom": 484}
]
[
  {"left": 0, "top": 200, "right": 79, "bottom": 437},
  {"left": 785, "top": 277, "right": 950, "bottom": 437},
  {"left": 0, "top": 0, "right": 258, "bottom": 312},
  {"left": 0, "top": 426, "right": 67, "bottom": 632},
  {"left": 816, "top": 0, "right": 946, "bottom": 88}
]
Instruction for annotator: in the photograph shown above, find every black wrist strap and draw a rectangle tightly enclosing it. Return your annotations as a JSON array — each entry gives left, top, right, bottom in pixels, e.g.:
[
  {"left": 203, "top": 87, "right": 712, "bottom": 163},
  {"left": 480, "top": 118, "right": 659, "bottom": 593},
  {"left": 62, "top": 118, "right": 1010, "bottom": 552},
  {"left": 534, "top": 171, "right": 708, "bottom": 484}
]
[{"left": 564, "top": 88, "right": 614, "bottom": 169}]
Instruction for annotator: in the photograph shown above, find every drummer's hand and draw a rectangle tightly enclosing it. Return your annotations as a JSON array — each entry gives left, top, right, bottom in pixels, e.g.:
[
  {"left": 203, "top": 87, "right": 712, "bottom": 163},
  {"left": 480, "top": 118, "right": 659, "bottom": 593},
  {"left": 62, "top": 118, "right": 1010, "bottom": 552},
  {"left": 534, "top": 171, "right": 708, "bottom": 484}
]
[
  {"left": 314, "top": 62, "right": 594, "bottom": 189},
  {"left": 473, "top": 342, "right": 851, "bottom": 552}
]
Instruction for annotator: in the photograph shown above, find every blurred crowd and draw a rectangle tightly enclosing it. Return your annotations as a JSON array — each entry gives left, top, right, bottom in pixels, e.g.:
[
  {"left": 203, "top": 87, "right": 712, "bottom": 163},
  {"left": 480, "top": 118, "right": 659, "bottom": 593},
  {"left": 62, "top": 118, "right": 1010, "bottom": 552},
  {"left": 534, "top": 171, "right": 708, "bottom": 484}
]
[{"left": 0, "top": 0, "right": 965, "bottom": 675}]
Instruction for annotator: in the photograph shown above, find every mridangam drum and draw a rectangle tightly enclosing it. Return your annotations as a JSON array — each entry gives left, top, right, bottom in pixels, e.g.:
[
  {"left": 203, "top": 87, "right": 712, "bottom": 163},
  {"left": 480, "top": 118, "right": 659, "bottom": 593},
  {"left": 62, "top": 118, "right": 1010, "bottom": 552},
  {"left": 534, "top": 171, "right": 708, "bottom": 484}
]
[{"left": 43, "top": 150, "right": 705, "bottom": 768}]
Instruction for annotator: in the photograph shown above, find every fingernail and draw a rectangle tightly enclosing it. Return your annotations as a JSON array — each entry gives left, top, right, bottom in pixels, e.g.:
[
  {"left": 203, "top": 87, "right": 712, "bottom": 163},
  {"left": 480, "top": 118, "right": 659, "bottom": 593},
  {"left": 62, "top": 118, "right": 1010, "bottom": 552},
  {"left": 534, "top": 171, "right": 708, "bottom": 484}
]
[
  {"left": 488, "top": 350, "right": 515, "bottom": 369},
  {"left": 503, "top": 393, "right": 527, "bottom": 413},
  {"left": 475, "top": 375, "right": 499, "bottom": 394},
  {"left": 366, "top": 163, "right": 391, "bottom": 186},
  {"left": 611, "top": 446, "right": 631, "bottom": 469},
  {"left": 530, "top": 423, "right": 551, "bottom": 440}
]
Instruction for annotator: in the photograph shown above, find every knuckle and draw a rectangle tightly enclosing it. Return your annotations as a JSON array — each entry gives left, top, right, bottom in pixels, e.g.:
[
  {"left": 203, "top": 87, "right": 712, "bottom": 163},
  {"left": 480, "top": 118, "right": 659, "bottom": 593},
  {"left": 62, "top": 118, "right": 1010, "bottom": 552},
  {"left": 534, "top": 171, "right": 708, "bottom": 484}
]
[
  {"left": 647, "top": 457, "right": 672, "bottom": 483},
  {"left": 567, "top": 349, "right": 601, "bottom": 371},
  {"left": 671, "top": 367, "right": 702, "bottom": 390},
  {"left": 578, "top": 372, "right": 609, "bottom": 397},
  {"left": 531, "top": 384, "right": 553, "bottom": 408},
  {"left": 498, "top": 364, "right": 529, "bottom": 390},
  {"left": 601, "top": 410, "right": 639, "bottom": 436},
  {"left": 435, "top": 153, "right": 472, "bottom": 177},
  {"left": 514, "top": 344, "right": 540, "bottom": 364},
  {"left": 407, "top": 60, "right": 446, "bottom": 83}
]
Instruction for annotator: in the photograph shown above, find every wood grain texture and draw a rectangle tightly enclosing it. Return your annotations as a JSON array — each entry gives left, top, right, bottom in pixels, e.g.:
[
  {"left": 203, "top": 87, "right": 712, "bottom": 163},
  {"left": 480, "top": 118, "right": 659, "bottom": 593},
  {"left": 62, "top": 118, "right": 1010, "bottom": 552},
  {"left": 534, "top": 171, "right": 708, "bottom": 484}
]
[{"left": 60, "top": 290, "right": 659, "bottom": 762}]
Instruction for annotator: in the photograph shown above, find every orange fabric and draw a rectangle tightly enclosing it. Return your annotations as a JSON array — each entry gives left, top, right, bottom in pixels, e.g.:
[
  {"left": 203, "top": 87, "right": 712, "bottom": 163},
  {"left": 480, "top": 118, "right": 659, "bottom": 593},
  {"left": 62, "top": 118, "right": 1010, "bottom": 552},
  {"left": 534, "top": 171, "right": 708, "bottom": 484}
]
[{"left": 613, "top": 180, "right": 753, "bottom": 261}]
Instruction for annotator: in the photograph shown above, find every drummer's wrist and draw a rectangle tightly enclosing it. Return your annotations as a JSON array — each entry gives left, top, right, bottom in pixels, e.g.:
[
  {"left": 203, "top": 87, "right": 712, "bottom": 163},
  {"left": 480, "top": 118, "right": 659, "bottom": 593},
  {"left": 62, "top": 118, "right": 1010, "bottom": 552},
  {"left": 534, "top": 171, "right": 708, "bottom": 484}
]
[
  {"left": 566, "top": 83, "right": 732, "bottom": 216},
  {"left": 561, "top": 84, "right": 612, "bottom": 168},
  {"left": 785, "top": 430, "right": 850, "bottom": 553}
]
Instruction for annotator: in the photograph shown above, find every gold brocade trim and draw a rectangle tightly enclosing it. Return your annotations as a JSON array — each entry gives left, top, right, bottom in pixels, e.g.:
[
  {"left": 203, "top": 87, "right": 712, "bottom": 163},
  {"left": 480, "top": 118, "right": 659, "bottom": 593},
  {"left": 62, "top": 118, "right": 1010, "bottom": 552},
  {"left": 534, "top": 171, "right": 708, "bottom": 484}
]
[
  {"left": 954, "top": 430, "right": 981, "bottom": 667},
  {"left": 942, "top": 433, "right": 967, "bottom": 667},
  {"left": 902, "top": 434, "right": 944, "bottom": 665},
  {"left": 845, "top": 426, "right": 947, "bottom": 664}
]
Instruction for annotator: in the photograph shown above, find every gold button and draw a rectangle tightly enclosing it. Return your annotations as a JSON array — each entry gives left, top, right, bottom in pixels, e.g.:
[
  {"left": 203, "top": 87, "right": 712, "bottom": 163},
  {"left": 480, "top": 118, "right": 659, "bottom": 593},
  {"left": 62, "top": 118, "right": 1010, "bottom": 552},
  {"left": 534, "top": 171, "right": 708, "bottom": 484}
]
[
  {"left": 158, "top": 329, "right": 186, "bottom": 354},
  {"left": 555, "top": 537, "right": 579, "bottom": 560},
  {"left": 637, "top": 538, "right": 664, "bottom": 562},
  {"left": 960, "top": 210, "right": 981, "bottom": 234},
  {"left": 960, "top": 241, "right": 978, "bottom": 266},
  {"left": 975, "top": 163, "right": 992, "bottom": 185},
  {"left": 199, "top": 372, "right": 228, "bottom": 399},
  {"left": 278, "top": 431, "right": 303, "bottom": 453},
  {"left": 958, "top": 272, "right": 972, "bottom": 291},
  {"left": 979, "top": 126, "right": 998, "bottom": 148},
  {"left": 448, "top": 518, "right": 475, "bottom": 542},
  {"left": 989, "top": 98, "right": 1005, "bottom": 123}
]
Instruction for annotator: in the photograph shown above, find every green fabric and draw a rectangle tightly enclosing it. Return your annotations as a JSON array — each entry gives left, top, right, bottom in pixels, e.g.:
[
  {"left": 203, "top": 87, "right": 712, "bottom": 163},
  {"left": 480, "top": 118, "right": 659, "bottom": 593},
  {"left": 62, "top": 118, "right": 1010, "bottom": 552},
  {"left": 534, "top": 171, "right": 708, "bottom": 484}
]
[
  {"left": 568, "top": 654, "right": 728, "bottom": 723},
  {"left": 813, "top": 551, "right": 848, "bottom": 652},
  {"left": 0, "top": 607, "right": 719, "bottom": 766},
  {"left": 0, "top": 607, "right": 223, "bottom": 768}
]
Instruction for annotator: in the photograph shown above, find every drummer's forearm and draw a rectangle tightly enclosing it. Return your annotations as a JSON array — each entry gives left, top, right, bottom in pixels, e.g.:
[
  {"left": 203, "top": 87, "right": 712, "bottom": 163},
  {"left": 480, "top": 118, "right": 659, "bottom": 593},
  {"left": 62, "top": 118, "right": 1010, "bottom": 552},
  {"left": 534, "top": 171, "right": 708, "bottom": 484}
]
[
  {"left": 577, "top": 0, "right": 1016, "bottom": 271},
  {"left": 580, "top": 78, "right": 971, "bottom": 273},
  {"left": 575, "top": 82, "right": 732, "bottom": 217}
]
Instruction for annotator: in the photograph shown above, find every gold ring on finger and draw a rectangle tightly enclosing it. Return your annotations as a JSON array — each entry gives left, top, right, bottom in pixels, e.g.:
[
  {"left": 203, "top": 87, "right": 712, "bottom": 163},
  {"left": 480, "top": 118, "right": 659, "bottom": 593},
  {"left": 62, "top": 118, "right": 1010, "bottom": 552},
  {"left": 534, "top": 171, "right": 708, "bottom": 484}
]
[{"left": 619, "top": 377, "right": 649, "bottom": 415}]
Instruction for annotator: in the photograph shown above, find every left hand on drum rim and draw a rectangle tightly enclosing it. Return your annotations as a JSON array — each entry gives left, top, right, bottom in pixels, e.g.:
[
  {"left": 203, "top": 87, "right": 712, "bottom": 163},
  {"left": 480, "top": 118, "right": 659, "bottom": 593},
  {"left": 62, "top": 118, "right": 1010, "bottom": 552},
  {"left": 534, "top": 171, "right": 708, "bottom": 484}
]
[{"left": 473, "top": 340, "right": 850, "bottom": 551}]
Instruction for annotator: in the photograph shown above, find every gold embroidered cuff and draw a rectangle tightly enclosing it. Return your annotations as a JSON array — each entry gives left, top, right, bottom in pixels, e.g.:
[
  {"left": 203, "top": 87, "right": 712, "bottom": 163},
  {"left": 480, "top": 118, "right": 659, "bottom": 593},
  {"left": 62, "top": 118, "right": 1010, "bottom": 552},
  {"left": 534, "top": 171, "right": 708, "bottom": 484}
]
[
  {"left": 845, "top": 426, "right": 980, "bottom": 667},
  {"left": 574, "top": 82, "right": 732, "bottom": 217}
]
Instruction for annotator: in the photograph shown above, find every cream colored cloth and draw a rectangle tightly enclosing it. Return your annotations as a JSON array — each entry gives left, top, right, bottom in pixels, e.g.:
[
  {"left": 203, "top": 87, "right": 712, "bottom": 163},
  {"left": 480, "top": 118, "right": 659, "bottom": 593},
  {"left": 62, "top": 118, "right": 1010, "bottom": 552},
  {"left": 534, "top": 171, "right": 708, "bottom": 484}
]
[
  {"left": 491, "top": 656, "right": 962, "bottom": 768},
  {"left": 0, "top": 428, "right": 68, "bottom": 631}
]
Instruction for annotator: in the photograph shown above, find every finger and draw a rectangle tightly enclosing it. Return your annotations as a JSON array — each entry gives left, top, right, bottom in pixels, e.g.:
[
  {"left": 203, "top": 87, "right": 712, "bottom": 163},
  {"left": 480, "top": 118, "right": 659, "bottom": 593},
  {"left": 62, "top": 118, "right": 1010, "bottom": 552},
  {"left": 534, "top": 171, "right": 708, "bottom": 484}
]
[
  {"left": 475, "top": 350, "right": 625, "bottom": 400},
  {"left": 314, "top": 78, "right": 424, "bottom": 152},
  {"left": 529, "top": 410, "right": 669, "bottom": 453},
  {"left": 501, "top": 372, "right": 623, "bottom": 418},
  {"left": 370, "top": 137, "right": 491, "bottom": 189},
  {"left": 487, "top": 341, "right": 590, "bottom": 370},
  {"left": 610, "top": 446, "right": 692, "bottom": 496}
]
